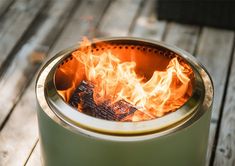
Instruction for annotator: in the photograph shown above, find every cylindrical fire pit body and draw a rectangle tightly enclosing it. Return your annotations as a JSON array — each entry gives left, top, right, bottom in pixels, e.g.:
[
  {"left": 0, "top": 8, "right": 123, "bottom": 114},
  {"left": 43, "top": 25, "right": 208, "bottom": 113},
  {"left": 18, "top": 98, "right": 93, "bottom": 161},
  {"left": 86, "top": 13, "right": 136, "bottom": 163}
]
[{"left": 36, "top": 37, "right": 213, "bottom": 166}]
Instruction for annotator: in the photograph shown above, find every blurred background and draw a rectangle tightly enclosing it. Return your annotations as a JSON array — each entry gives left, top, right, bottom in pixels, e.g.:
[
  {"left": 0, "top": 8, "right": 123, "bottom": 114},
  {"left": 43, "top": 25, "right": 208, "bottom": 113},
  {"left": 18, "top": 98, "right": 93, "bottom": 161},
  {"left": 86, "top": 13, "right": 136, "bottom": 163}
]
[{"left": 0, "top": 0, "right": 235, "bottom": 166}]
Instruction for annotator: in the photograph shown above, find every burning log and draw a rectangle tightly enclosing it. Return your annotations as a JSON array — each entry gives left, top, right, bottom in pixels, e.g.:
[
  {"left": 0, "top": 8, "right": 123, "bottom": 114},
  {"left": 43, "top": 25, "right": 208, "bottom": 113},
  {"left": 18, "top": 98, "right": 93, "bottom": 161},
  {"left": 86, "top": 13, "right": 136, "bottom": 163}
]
[{"left": 69, "top": 80, "right": 137, "bottom": 121}]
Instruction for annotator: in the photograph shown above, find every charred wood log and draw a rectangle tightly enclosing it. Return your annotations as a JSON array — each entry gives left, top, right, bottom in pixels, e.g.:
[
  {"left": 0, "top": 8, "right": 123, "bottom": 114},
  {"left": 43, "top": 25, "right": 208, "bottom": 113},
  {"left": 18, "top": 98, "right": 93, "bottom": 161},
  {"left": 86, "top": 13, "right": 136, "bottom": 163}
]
[{"left": 68, "top": 80, "right": 137, "bottom": 121}]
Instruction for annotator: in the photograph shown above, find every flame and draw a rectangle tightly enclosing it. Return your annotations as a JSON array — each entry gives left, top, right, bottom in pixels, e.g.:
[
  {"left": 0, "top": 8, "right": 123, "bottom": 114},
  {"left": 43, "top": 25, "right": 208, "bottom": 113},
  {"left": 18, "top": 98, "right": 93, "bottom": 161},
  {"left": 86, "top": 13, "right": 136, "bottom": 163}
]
[{"left": 57, "top": 39, "right": 193, "bottom": 121}]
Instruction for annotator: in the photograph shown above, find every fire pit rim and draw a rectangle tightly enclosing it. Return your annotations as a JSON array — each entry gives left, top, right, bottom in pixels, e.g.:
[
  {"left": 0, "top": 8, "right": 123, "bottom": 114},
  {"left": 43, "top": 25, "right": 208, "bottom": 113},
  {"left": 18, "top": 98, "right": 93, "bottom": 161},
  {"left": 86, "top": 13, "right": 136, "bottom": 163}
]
[{"left": 36, "top": 37, "right": 213, "bottom": 139}]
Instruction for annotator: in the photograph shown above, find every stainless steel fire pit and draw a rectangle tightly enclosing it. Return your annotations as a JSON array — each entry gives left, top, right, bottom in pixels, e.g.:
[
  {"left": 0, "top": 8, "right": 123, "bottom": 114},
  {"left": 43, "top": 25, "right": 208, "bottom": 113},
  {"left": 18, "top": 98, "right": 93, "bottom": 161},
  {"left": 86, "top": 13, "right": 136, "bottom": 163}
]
[{"left": 36, "top": 37, "right": 213, "bottom": 166}]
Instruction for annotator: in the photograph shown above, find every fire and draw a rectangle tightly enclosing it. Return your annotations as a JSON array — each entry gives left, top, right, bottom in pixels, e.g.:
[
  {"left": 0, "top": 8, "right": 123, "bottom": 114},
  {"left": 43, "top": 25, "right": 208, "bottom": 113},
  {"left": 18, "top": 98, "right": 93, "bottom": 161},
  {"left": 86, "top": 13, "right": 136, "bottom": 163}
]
[{"left": 57, "top": 39, "right": 193, "bottom": 121}]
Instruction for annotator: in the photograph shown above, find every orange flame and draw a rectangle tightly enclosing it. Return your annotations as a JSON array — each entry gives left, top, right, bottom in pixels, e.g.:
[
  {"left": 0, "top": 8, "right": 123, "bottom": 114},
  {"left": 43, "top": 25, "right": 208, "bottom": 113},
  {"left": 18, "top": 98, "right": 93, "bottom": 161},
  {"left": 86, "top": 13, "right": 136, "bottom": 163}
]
[{"left": 60, "top": 39, "right": 193, "bottom": 121}]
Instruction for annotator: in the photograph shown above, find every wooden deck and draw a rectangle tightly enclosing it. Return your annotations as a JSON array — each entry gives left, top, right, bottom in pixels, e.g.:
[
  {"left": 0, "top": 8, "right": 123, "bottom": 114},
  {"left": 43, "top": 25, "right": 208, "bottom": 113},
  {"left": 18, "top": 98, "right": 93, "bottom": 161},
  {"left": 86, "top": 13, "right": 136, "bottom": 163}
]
[{"left": 0, "top": 0, "right": 234, "bottom": 165}]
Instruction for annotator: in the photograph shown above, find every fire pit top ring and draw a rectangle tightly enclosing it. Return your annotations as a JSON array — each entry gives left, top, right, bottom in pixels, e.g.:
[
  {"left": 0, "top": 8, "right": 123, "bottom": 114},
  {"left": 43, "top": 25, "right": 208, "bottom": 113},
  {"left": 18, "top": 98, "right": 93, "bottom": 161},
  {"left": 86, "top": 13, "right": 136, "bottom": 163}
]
[{"left": 36, "top": 37, "right": 213, "bottom": 137}]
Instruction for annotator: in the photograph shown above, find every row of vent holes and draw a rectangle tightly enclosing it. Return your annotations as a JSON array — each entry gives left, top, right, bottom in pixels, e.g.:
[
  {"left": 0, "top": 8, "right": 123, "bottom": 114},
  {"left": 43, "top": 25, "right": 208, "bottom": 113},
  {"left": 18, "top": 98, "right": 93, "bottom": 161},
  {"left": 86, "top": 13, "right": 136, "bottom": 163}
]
[
  {"left": 91, "top": 45, "right": 158, "bottom": 54},
  {"left": 91, "top": 45, "right": 175, "bottom": 58},
  {"left": 59, "top": 56, "right": 73, "bottom": 67}
]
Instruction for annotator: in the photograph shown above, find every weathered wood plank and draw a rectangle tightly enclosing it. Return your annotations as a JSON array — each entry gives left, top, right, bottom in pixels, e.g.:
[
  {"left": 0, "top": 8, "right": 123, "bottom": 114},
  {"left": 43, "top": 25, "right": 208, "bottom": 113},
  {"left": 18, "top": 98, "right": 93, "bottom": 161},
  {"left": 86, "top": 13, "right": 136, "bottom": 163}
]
[
  {"left": 0, "top": 0, "right": 45, "bottom": 71},
  {"left": 25, "top": 143, "right": 41, "bottom": 166},
  {"left": 195, "top": 27, "right": 234, "bottom": 166},
  {"left": 51, "top": 0, "right": 110, "bottom": 55},
  {"left": 0, "top": 83, "right": 38, "bottom": 166},
  {"left": 131, "top": 0, "right": 166, "bottom": 41},
  {"left": 98, "top": 0, "right": 143, "bottom": 36},
  {"left": 213, "top": 41, "right": 235, "bottom": 166},
  {"left": 0, "top": 0, "right": 15, "bottom": 17},
  {"left": 164, "top": 23, "right": 200, "bottom": 54},
  {"left": 0, "top": 0, "right": 79, "bottom": 127}
]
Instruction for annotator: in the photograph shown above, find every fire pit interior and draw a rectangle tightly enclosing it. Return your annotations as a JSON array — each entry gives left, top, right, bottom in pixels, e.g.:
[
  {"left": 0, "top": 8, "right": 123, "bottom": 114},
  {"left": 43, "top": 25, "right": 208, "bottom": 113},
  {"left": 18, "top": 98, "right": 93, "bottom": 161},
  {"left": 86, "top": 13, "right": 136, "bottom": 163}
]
[{"left": 55, "top": 39, "right": 194, "bottom": 122}]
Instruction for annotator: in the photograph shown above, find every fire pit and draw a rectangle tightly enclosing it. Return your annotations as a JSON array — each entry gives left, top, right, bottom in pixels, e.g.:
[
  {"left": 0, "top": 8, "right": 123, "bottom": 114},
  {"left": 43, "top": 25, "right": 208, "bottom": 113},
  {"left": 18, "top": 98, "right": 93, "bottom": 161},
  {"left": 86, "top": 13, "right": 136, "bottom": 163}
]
[{"left": 36, "top": 37, "right": 213, "bottom": 166}]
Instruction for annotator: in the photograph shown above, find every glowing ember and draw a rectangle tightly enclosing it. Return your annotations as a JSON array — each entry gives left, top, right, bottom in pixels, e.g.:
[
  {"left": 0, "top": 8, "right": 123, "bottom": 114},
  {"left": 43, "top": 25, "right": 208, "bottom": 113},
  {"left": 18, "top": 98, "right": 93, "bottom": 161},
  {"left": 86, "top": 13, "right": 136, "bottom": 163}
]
[{"left": 57, "top": 39, "right": 193, "bottom": 122}]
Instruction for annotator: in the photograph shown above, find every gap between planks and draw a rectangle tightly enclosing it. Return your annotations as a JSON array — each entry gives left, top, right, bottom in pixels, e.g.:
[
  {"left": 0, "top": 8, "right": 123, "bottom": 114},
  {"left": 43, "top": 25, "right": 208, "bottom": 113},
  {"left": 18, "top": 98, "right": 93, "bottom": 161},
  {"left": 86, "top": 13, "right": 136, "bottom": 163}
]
[
  {"left": 130, "top": 0, "right": 166, "bottom": 41},
  {"left": 0, "top": 0, "right": 15, "bottom": 17},
  {"left": 97, "top": 0, "right": 143, "bottom": 36}
]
